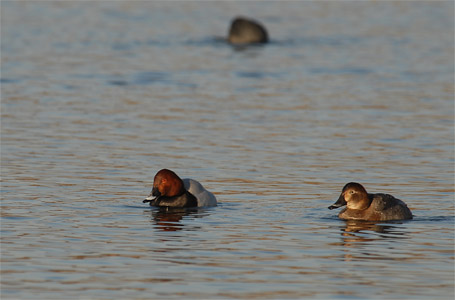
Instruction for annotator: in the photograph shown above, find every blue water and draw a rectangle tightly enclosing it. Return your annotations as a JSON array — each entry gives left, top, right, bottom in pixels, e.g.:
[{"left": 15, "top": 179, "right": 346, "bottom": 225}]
[{"left": 1, "top": 1, "right": 454, "bottom": 299}]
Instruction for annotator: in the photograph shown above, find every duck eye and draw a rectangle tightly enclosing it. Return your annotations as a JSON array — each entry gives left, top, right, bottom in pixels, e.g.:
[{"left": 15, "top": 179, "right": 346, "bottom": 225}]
[{"left": 349, "top": 190, "right": 355, "bottom": 194}]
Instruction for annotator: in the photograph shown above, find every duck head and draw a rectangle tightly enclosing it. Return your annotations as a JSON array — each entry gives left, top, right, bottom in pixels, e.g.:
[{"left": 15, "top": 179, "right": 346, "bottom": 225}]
[
  {"left": 328, "top": 182, "right": 370, "bottom": 210},
  {"left": 143, "top": 169, "right": 185, "bottom": 204}
]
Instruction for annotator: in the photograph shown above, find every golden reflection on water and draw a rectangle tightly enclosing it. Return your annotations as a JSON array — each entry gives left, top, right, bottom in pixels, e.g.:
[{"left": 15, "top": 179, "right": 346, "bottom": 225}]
[{"left": 1, "top": 1, "right": 454, "bottom": 299}]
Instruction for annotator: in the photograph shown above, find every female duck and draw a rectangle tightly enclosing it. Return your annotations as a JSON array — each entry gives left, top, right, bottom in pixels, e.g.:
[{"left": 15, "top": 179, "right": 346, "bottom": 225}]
[
  {"left": 143, "top": 169, "right": 217, "bottom": 208},
  {"left": 328, "top": 182, "right": 412, "bottom": 221}
]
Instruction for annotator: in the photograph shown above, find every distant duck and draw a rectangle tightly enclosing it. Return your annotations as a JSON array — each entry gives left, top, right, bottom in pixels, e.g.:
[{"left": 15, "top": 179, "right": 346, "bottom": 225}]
[
  {"left": 143, "top": 169, "right": 217, "bottom": 208},
  {"left": 328, "top": 182, "right": 413, "bottom": 221},
  {"left": 228, "top": 16, "right": 268, "bottom": 44}
]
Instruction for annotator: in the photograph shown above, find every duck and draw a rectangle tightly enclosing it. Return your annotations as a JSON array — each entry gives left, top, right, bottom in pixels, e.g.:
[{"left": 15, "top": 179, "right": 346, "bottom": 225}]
[
  {"left": 143, "top": 169, "right": 217, "bottom": 208},
  {"left": 228, "top": 16, "right": 268, "bottom": 44},
  {"left": 328, "top": 182, "right": 413, "bottom": 221}
]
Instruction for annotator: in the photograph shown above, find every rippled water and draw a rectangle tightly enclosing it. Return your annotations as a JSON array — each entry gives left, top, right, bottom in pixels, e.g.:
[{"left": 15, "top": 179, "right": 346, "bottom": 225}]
[{"left": 1, "top": 1, "right": 454, "bottom": 299}]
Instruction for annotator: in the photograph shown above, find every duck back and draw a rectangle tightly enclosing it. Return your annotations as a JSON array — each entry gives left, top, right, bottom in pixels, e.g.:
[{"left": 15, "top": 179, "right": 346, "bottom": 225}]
[
  {"left": 370, "top": 194, "right": 413, "bottom": 221},
  {"left": 183, "top": 178, "right": 217, "bottom": 207}
]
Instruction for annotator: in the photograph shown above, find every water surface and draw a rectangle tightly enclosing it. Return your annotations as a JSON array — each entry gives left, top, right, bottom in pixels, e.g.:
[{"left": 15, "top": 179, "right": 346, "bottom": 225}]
[{"left": 1, "top": 1, "right": 454, "bottom": 299}]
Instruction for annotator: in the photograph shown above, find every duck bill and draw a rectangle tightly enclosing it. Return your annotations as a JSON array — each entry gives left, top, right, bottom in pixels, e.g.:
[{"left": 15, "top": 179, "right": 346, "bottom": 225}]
[
  {"left": 328, "top": 194, "right": 347, "bottom": 210},
  {"left": 143, "top": 195, "right": 157, "bottom": 203},
  {"left": 143, "top": 187, "right": 160, "bottom": 204},
  {"left": 143, "top": 196, "right": 159, "bottom": 204}
]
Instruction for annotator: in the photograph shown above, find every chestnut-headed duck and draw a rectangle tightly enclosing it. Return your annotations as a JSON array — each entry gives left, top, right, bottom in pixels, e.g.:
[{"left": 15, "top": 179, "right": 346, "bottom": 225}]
[
  {"left": 143, "top": 169, "right": 217, "bottom": 208},
  {"left": 228, "top": 17, "right": 268, "bottom": 44},
  {"left": 328, "top": 182, "right": 413, "bottom": 221}
]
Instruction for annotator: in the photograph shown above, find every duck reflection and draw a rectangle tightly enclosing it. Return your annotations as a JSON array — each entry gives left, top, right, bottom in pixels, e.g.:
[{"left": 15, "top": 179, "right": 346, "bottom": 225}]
[
  {"left": 341, "top": 219, "right": 409, "bottom": 240},
  {"left": 336, "top": 220, "right": 410, "bottom": 261},
  {"left": 340, "top": 220, "right": 412, "bottom": 247},
  {"left": 147, "top": 207, "right": 204, "bottom": 232}
]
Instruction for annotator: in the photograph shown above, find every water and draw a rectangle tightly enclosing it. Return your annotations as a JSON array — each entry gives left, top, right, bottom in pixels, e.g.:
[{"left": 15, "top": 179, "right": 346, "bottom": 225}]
[{"left": 1, "top": 1, "right": 454, "bottom": 299}]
